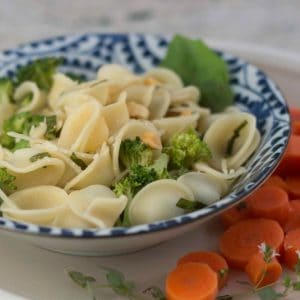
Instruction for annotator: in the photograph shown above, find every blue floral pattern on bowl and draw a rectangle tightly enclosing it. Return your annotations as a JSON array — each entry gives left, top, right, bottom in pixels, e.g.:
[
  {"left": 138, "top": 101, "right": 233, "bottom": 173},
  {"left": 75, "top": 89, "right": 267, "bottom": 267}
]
[{"left": 0, "top": 33, "right": 290, "bottom": 238}]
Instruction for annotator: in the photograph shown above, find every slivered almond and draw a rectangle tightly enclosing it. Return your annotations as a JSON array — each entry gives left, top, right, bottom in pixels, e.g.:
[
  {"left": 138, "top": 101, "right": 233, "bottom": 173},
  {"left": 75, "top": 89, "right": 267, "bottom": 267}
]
[
  {"left": 127, "top": 102, "right": 150, "bottom": 120},
  {"left": 141, "top": 131, "right": 162, "bottom": 149}
]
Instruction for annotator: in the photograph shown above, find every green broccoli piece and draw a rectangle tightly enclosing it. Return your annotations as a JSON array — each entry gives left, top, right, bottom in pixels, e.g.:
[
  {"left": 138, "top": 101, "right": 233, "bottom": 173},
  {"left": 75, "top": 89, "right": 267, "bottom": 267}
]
[
  {"left": 119, "top": 137, "right": 153, "bottom": 168},
  {"left": 0, "top": 78, "right": 14, "bottom": 104},
  {"left": 0, "top": 167, "right": 16, "bottom": 193},
  {"left": 113, "top": 154, "right": 170, "bottom": 227},
  {"left": 164, "top": 128, "right": 212, "bottom": 169},
  {"left": 0, "top": 112, "right": 59, "bottom": 150},
  {"left": 16, "top": 57, "right": 63, "bottom": 91}
]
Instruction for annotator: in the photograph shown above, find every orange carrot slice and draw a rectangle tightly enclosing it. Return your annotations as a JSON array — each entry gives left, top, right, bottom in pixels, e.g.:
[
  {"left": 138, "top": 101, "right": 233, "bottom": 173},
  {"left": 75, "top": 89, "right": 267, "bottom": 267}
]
[
  {"left": 291, "top": 107, "right": 300, "bottom": 122},
  {"left": 246, "top": 186, "right": 290, "bottom": 225},
  {"left": 245, "top": 252, "right": 282, "bottom": 288},
  {"left": 283, "top": 228, "right": 300, "bottom": 269},
  {"left": 263, "top": 175, "right": 288, "bottom": 192},
  {"left": 177, "top": 251, "right": 229, "bottom": 289},
  {"left": 219, "top": 219, "right": 284, "bottom": 269},
  {"left": 220, "top": 201, "right": 249, "bottom": 228},
  {"left": 292, "top": 121, "right": 300, "bottom": 135},
  {"left": 165, "top": 262, "right": 218, "bottom": 300},
  {"left": 276, "top": 135, "right": 300, "bottom": 176},
  {"left": 286, "top": 176, "right": 300, "bottom": 199}
]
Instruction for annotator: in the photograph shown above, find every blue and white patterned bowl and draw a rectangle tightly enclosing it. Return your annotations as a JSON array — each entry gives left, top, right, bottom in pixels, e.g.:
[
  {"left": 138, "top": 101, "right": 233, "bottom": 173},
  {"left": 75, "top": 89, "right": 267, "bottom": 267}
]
[{"left": 0, "top": 33, "right": 290, "bottom": 255}]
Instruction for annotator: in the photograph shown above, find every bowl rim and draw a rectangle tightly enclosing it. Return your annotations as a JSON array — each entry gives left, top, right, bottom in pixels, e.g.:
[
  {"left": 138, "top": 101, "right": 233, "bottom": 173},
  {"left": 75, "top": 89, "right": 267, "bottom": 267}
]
[{"left": 0, "top": 32, "right": 291, "bottom": 239}]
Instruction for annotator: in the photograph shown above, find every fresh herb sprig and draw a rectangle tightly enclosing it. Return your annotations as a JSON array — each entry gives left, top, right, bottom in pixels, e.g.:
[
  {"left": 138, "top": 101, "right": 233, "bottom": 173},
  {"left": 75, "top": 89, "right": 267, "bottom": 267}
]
[{"left": 67, "top": 267, "right": 165, "bottom": 300}]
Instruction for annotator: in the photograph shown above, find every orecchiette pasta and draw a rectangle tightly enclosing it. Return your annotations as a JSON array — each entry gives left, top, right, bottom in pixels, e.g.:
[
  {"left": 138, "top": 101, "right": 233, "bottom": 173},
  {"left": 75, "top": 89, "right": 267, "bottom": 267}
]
[{"left": 0, "top": 62, "right": 261, "bottom": 229}]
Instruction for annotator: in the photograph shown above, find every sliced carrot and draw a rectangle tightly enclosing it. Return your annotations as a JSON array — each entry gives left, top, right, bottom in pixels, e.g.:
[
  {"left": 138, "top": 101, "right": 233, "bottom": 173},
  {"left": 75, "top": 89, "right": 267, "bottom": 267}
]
[
  {"left": 245, "top": 252, "right": 282, "bottom": 288},
  {"left": 165, "top": 262, "right": 218, "bottom": 300},
  {"left": 286, "top": 176, "right": 300, "bottom": 199},
  {"left": 284, "top": 215, "right": 300, "bottom": 233},
  {"left": 219, "top": 218, "right": 284, "bottom": 270},
  {"left": 292, "top": 121, "right": 300, "bottom": 135},
  {"left": 177, "top": 251, "right": 229, "bottom": 289},
  {"left": 283, "top": 228, "right": 300, "bottom": 269},
  {"left": 246, "top": 186, "right": 290, "bottom": 225},
  {"left": 220, "top": 201, "right": 249, "bottom": 228},
  {"left": 290, "top": 200, "right": 300, "bottom": 213},
  {"left": 263, "top": 175, "right": 288, "bottom": 192},
  {"left": 290, "top": 107, "right": 300, "bottom": 122},
  {"left": 276, "top": 135, "right": 300, "bottom": 176}
]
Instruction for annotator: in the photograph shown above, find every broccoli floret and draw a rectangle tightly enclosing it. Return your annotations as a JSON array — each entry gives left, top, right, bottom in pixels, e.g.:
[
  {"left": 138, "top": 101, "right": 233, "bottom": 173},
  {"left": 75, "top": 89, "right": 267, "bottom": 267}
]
[
  {"left": 114, "top": 165, "right": 158, "bottom": 199},
  {"left": 119, "top": 137, "right": 153, "bottom": 168},
  {"left": 0, "top": 78, "right": 14, "bottom": 104},
  {"left": 164, "top": 128, "right": 212, "bottom": 169},
  {"left": 0, "top": 112, "right": 58, "bottom": 150},
  {"left": 0, "top": 167, "right": 16, "bottom": 193},
  {"left": 16, "top": 57, "right": 63, "bottom": 91},
  {"left": 113, "top": 154, "right": 170, "bottom": 227},
  {"left": 114, "top": 154, "right": 170, "bottom": 197}
]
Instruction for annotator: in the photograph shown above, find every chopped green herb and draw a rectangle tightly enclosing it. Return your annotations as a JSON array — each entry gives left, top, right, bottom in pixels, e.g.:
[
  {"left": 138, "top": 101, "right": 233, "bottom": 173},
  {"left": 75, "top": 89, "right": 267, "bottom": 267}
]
[
  {"left": 44, "top": 115, "right": 59, "bottom": 140},
  {"left": 30, "top": 152, "right": 51, "bottom": 162},
  {"left": 0, "top": 77, "right": 14, "bottom": 104},
  {"left": 256, "top": 286, "right": 283, "bottom": 300},
  {"left": 176, "top": 198, "right": 205, "bottom": 212},
  {"left": 160, "top": 34, "right": 233, "bottom": 112},
  {"left": 70, "top": 153, "right": 87, "bottom": 170},
  {"left": 226, "top": 120, "right": 248, "bottom": 156},
  {"left": 16, "top": 57, "right": 63, "bottom": 91},
  {"left": 11, "top": 139, "right": 30, "bottom": 152},
  {"left": 0, "top": 167, "right": 17, "bottom": 193},
  {"left": 65, "top": 72, "right": 86, "bottom": 83}
]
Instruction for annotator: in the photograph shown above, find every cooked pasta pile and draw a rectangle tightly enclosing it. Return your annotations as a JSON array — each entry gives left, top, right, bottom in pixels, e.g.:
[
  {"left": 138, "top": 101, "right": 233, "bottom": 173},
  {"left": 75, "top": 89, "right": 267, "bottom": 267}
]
[{"left": 0, "top": 63, "right": 260, "bottom": 228}]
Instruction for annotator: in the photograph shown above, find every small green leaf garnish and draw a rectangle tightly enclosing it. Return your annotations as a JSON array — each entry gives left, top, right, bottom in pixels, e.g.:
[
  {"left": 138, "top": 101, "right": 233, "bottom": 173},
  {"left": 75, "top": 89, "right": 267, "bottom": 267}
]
[
  {"left": 16, "top": 57, "right": 63, "bottom": 91},
  {"left": 14, "top": 93, "right": 33, "bottom": 107},
  {"left": 11, "top": 139, "right": 30, "bottom": 152},
  {"left": 143, "top": 286, "right": 166, "bottom": 300},
  {"left": 256, "top": 286, "right": 283, "bottom": 300},
  {"left": 65, "top": 72, "right": 86, "bottom": 83},
  {"left": 0, "top": 167, "right": 17, "bottom": 193},
  {"left": 176, "top": 198, "right": 205, "bottom": 212},
  {"left": 226, "top": 120, "right": 248, "bottom": 156},
  {"left": 44, "top": 115, "right": 59, "bottom": 140},
  {"left": 70, "top": 153, "right": 87, "bottom": 170},
  {"left": 30, "top": 152, "right": 51, "bottom": 162},
  {"left": 104, "top": 267, "right": 136, "bottom": 297},
  {"left": 68, "top": 270, "right": 96, "bottom": 289},
  {"left": 160, "top": 34, "right": 233, "bottom": 112}
]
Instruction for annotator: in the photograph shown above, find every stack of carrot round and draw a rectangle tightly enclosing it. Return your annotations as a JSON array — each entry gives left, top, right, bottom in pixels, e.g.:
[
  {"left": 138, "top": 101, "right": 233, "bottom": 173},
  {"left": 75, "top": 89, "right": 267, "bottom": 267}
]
[{"left": 164, "top": 108, "right": 300, "bottom": 300}]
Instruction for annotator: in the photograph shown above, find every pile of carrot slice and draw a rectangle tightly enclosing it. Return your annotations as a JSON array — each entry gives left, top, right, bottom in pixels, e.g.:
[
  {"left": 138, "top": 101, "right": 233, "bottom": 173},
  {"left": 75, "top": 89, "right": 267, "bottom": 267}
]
[{"left": 164, "top": 108, "right": 300, "bottom": 300}]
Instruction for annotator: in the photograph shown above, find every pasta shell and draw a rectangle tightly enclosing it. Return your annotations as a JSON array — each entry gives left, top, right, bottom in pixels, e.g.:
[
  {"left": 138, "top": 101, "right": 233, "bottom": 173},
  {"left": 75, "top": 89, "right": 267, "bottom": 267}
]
[
  {"left": 1, "top": 186, "right": 68, "bottom": 225},
  {"left": 128, "top": 179, "right": 194, "bottom": 225},
  {"left": 112, "top": 120, "right": 162, "bottom": 176},
  {"left": 58, "top": 100, "right": 109, "bottom": 153},
  {"left": 144, "top": 67, "right": 183, "bottom": 88},
  {"left": 49, "top": 73, "right": 78, "bottom": 110},
  {"left": 203, "top": 112, "right": 260, "bottom": 170},
  {"left": 65, "top": 143, "right": 114, "bottom": 191},
  {"left": 0, "top": 148, "right": 65, "bottom": 191},
  {"left": 14, "top": 81, "right": 46, "bottom": 113},
  {"left": 152, "top": 113, "right": 200, "bottom": 142},
  {"left": 68, "top": 185, "right": 127, "bottom": 228},
  {"left": 177, "top": 172, "right": 227, "bottom": 205}
]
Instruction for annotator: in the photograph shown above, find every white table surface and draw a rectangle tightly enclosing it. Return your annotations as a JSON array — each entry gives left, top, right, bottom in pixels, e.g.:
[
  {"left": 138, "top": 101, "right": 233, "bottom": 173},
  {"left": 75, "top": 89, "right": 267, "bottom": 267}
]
[{"left": 0, "top": 44, "right": 299, "bottom": 300}]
